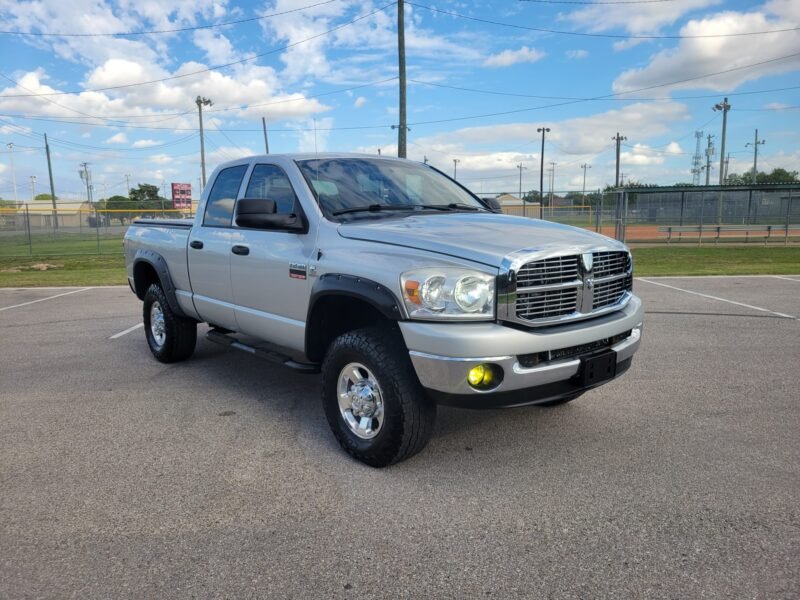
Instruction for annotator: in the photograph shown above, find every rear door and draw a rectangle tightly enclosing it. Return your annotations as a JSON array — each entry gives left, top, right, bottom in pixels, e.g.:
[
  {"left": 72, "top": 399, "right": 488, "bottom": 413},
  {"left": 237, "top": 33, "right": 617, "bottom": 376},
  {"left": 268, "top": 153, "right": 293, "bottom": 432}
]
[
  {"left": 229, "top": 163, "right": 315, "bottom": 353},
  {"left": 188, "top": 164, "right": 249, "bottom": 330}
]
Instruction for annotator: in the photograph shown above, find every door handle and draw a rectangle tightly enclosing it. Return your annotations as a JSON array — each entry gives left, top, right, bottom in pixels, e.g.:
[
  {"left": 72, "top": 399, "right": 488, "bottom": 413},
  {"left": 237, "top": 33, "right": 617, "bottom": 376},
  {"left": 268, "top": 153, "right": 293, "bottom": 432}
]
[
  {"left": 189, "top": 240, "right": 204, "bottom": 249},
  {"left": 232, "top": 245, "right": 250, "bottom": 256}
]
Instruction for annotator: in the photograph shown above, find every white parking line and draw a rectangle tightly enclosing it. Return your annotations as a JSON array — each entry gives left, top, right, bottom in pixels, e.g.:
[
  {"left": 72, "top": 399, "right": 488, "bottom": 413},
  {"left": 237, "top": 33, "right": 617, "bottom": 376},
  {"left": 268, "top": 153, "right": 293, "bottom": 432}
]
[
  {"left": 636, "top": 278, "right": 799, "bottom": 320},
  {"left": 0, "top": 287, "right": 93, "bottom": 313},
  {"left": 109, "top": 323, "right": 144, "bottom": 339},
  {"left": 772, "top": 275, "right": 800, "bottom": 283}
]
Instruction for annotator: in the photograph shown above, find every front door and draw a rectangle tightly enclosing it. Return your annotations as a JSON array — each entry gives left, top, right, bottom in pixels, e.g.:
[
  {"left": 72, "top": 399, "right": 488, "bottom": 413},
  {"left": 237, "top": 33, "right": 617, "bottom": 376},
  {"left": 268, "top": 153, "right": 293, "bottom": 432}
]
[{"left": 230, "top": 163, "right": 315, "bottom": 353}]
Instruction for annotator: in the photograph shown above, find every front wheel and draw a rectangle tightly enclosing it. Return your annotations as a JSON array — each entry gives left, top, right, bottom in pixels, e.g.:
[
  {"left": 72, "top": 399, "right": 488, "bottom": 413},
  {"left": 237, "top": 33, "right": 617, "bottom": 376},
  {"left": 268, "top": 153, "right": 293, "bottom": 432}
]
[
  {"left": 321, "top": 328, "right": 436, "bottom": 467},
  {"left": 143, "top": 283, "right": 197, "bottom": 363}
]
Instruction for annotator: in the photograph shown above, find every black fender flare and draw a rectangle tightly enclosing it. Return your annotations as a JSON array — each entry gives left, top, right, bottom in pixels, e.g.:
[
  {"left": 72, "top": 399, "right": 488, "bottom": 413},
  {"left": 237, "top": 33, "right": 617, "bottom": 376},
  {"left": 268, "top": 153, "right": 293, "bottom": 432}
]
[
  {"left": 132, "top": 249, "right": 188, "bottom": 318},
  {"left": 305, "top": 274, "right": 405, "bottom": 360}
]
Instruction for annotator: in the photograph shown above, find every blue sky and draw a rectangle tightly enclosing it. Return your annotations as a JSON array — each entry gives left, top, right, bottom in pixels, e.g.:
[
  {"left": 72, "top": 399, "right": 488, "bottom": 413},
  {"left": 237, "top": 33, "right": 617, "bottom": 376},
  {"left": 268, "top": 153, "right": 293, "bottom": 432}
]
[{"left": 0, "top": 0, "right": 798, "bottom": 201}]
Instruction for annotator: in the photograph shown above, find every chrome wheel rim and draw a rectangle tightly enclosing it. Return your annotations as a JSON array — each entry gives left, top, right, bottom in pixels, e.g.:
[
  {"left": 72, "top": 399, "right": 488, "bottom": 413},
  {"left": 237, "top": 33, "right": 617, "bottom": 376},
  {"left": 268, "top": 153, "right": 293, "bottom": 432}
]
[
  {"left": 337, "top": 362, "right": 384, "bottom": 440},
  {"left": 149, "top": 301, "right": 166, "bottom": 348}
]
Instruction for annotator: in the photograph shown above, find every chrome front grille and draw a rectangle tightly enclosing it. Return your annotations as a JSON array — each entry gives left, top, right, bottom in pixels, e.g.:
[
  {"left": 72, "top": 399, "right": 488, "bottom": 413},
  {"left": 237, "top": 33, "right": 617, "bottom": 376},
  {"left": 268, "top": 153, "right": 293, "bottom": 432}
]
[
  {"left": 593, "top": 275, "right": 633, "bottom": 309},
  {"left": 516, "top": 288, "right": 578, "bottom": 320},
  {"left": 516, "top": 255, "right": 579, "bottom": 287},
  {"left": 592, "top": 251, "right": 630, "bottom": 279},
  {"left": 501, "top": 249, "right": 633, "bottom": 327}
]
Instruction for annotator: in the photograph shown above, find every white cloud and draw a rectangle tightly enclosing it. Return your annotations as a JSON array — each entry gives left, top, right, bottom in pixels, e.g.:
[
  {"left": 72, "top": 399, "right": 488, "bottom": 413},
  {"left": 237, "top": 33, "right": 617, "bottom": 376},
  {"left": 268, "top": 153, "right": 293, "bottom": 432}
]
[
  {"left": 483, "top": 46, "right": 545, "bottom": 68},
  {"left": 132, "top": 139, "right": 160, "bottom": 148},
  {"left": 613, "top": 8, "right": 800, "bottom": 93},
  {"left": 565, "top": 0, "right": 721, "bottom": 36},
  {"left": 354, "top": 96, "right": 367, "bottom": 108},
  {"left": 106, "top": 132, "right": 128, "bottom": 144},
  {"left": 664, "top": 142, "right": 683, "bottom": 155},
  {"left": 566, "top": 50, "right": 589, "bottom": 60}
]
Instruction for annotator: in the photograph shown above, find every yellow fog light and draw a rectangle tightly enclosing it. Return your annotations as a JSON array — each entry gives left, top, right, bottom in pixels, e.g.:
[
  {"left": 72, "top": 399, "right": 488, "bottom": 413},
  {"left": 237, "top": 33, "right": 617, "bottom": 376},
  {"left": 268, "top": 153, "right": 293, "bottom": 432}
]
[{"left": 467, "top": 364, "right": 502, "bottom": 390}]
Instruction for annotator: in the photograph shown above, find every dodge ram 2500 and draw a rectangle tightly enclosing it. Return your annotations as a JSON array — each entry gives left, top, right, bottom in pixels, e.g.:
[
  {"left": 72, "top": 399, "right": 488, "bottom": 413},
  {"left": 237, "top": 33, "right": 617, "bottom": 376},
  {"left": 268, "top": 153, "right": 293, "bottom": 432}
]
[{"left": 124, "top": 153, "right": 642, "bottom": 467}]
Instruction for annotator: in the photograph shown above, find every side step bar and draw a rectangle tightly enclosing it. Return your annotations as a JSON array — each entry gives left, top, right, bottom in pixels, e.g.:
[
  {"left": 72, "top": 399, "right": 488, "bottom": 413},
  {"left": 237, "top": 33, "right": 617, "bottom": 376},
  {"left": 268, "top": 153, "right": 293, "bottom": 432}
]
[{"left": 206, "top": 329, "right": 319, "bottom": 374}]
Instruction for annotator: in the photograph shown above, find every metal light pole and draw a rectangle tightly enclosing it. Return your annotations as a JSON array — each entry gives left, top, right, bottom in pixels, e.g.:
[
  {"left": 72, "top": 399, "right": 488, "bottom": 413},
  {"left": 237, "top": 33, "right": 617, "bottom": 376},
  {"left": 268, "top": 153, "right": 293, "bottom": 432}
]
[
  {"left": 713, "top": 98, "right": 731, "bottom": 186},
  {"left": 517, "top": 163, "right": 527, "bottom": 217},
  {"left": 30, "top": 175, "right": 36, "bottom": 201},
  {"left": 612, "top": 132, "right": 627, "bottom": 187},
  {"left": 537, "top": 127, "right": 550, "bottom": 219},
  {"left": 453, "top": 158, "right": 460, "bottom": 180},
  {"left": 397, "top": 0, "right": 407, "bottom": 158},
  {"left": 196, "top": 96, "right": 213, "bottom": 187},
  {"left": 745, "top": 129, "right": 765, "bottom": 184},
  {"left": 705, "top": 134, "right": 714, "bottom": 185},
  {"left": 581, "top": 163, "right": 591, "bottom": 204},
  {"left": 6, "top": 142, "right": 17, "bottom": 202},
  {"left": 125, "top": 174, "right": 131, "bottom": 196}
]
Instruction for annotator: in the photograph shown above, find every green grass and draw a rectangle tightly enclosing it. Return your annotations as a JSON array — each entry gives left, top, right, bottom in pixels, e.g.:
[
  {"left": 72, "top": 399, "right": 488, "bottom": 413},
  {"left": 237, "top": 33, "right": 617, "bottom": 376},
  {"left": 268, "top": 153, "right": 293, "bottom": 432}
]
[
  {"left": 0, "top": 246, "right": 798, "bottom": 288},
  {"left": 631, "top": 246, "right": 800, "bottom": 276},
  {"left": 0, "top": 255, "right": 127, "bottom": 287},
  {"left": 0, "top": 232, "right": 124, "bottom": 257}
]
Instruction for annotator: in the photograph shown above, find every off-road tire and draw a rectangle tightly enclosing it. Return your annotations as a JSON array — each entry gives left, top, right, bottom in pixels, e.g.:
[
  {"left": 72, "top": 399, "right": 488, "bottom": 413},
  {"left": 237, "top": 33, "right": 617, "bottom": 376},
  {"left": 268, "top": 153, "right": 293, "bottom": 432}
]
[
  {"left": 321, "top": 327, "right": 436, "bottom": 468},
  {"left": 143, "top": 283, "right": 197, "bottom": 363}
]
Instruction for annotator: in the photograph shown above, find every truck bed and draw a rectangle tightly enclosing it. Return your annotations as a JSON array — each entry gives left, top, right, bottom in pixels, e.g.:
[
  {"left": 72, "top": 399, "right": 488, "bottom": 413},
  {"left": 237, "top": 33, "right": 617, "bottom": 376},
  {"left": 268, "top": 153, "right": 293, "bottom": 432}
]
[{"left": 133, "top": 217, "right": 194, "bottom": 228}]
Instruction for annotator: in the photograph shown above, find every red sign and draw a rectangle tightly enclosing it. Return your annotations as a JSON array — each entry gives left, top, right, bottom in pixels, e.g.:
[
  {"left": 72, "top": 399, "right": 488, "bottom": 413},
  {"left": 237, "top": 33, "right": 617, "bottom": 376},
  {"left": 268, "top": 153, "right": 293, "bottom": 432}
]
[{"left": 171, "top": 183, "right": 192, "bottom": 209}]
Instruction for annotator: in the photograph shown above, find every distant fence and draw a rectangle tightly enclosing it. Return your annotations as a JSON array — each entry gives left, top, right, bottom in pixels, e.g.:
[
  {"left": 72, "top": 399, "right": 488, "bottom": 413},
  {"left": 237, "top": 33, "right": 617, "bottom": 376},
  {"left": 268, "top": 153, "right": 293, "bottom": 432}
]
[
  {"left": 0, "top": 207, "right": 192, "bottom": 257},
  {"left": 1, "top": 184, "right": 799, "bottom": 257}
]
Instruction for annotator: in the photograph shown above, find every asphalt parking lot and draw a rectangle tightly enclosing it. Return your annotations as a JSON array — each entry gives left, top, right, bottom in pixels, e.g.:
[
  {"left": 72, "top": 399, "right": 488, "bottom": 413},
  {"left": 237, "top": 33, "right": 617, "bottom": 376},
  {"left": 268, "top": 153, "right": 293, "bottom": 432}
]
[{"left": 1, "top": 276, "right": 799, "bottom": 599}]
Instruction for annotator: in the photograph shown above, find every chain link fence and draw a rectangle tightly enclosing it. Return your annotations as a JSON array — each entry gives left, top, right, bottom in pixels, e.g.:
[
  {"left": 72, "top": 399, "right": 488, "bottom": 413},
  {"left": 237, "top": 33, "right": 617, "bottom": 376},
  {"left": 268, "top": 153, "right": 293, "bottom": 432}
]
[{"left": 1, "top": 184, "right": 798, "bottom": 257}]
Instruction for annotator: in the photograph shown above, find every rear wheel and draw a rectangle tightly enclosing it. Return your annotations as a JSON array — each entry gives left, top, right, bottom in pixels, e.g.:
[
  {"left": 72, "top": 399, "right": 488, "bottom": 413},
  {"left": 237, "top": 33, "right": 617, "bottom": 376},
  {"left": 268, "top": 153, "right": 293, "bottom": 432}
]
[
  {"left": 321, "top": 328, "right": 436, "bottom": 467},
  {"left": 143, "top": 283, "right": 196, "bottom": 363}
]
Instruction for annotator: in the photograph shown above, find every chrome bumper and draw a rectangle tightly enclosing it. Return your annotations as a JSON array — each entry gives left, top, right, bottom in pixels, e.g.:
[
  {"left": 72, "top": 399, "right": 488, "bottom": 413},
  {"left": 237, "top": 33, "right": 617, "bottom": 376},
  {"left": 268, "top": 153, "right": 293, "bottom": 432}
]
[{"left": 401, "top": 295, "right": 643, "bottom": 398}]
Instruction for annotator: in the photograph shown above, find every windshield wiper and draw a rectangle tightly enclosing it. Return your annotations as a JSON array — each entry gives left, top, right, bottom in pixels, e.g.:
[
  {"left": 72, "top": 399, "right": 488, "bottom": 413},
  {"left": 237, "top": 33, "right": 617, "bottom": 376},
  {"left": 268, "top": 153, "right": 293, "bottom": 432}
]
[
  {"left": 332, "top": 204, "right": 421, "bottom": 216},
  {"left": 332, "top": 202, "right": 483, "bottom": 216}
]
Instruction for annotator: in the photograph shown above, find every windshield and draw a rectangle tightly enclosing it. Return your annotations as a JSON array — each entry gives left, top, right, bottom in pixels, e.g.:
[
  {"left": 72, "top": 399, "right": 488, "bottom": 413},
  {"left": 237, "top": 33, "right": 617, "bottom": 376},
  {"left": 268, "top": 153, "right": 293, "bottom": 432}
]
[{"left": 295, "top": 157, "right": 486, "bottom": 219}]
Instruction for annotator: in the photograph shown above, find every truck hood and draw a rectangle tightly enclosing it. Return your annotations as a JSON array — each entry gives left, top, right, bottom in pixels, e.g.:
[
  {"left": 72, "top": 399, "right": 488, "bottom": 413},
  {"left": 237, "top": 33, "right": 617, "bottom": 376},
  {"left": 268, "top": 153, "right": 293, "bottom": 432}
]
[{"left": 337, "top": 213, "right": 625, "bottom": 268}]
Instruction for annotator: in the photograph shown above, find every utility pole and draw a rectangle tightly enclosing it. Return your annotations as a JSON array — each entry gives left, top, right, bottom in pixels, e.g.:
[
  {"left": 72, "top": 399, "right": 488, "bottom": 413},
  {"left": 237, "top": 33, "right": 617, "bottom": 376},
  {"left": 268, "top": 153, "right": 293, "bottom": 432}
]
[
  {"left": 705, "top": 134, "right": 715, "bottom": 185},
  {"left": 397, "top": 0, "right": 407, "bottom": 158},
  {"left": 261, "top": 117, "right": 270, "bottom": 154},
  {"left": 537, "top": 127, "right": 550, "bottom": 219},
  {"left": 745, "top": 129, "right": 765, "bottom": 184},
  {"left": 80, "top": 162, "right": 93, "bottom": 204},
  {"left": 6, "top": 142, "right": 17, "bottom": 202},
  {"left": 612, "top": 132, "right": 627, "bottom": 187},
  {"left": 713, "top": 97, "right": 730, "bottom": 185},
  {"left": 44, "top": 133, "right": 58, "bottom": 229},
  {"left": 453, "top": 158, "right": 460, "bottom": 179},
  {"left": 196, "top": 96, "right": 213, "bottom": 187},
  {"left": 581, "top": 163, "right": 591, "bottom": 204},
  {"left": 517, "top": 163, "right": 527, "bottom": 216},
  {"left": 724, "top": 153, "right": 730, "bottom": 183},
  {"left": 30, "top": 175, "right": 36, "bottom": 201},
  {"left": 125, "top": 174, "right": 131, "bottom": 196}
]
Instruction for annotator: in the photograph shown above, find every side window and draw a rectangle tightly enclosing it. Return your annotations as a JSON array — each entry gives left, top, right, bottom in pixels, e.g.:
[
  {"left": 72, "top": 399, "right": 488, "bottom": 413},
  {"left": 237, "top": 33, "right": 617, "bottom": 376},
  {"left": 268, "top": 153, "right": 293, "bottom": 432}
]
[
  {"left": 203, "top": 165, "right": 248, "bottom": 227},
  {"left": 244, "top": 164, "right": 298, "bottom": 215}
]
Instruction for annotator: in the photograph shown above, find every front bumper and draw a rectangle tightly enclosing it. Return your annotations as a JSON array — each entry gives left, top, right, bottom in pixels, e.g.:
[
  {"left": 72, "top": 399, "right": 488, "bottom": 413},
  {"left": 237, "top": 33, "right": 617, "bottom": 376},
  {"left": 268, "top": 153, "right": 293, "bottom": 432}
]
[{"left": 400, "top": 295, "right": 643, "bottom": 408}]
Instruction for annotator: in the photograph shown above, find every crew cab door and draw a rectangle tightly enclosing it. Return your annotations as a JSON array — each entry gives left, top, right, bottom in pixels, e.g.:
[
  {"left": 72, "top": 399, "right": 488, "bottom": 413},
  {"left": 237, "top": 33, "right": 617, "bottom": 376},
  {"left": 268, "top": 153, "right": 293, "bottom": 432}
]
[
  {"left": 229, "top": 163, "right": 315, "bottom": 352},
  {"left": 187, "top": 164, "right": 249, "bottom": 330}
]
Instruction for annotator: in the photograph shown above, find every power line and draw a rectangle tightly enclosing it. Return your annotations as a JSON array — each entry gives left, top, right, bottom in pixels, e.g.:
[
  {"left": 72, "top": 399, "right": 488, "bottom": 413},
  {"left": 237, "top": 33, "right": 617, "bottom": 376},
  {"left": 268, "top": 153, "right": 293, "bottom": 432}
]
[
  {"left": 0, "top": 0, "right": 340, "bottom": 37},
  {"left": 0, "top": 2, "right": 397, "bottom": 98},
  {"left": 2, "top": 51, "right": 797, "bottom": 135},
  {"left": 409, "top": 79, "right": 800, "bottom": 103},
  {"left": 407, "top": 2, "right": 800, "bottom": 39}
]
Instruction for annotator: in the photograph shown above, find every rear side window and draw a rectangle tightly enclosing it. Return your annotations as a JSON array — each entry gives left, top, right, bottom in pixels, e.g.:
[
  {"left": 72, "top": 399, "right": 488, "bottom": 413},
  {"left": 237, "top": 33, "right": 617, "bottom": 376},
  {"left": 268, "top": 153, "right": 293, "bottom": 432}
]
[
  {"left": 203, "top": 165, "right": 248, "bottom": 226},
  {"left": 244, "top": 164, "right": 298, "bottom": 214}
]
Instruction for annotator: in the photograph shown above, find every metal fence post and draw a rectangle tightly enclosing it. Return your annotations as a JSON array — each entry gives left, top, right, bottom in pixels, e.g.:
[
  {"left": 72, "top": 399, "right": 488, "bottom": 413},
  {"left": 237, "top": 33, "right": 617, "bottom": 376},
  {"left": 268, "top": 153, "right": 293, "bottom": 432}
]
[
  {"left": 25, "top": 204, "right": 33, "bottom": 256},
  {"left": 95, "top": 206, "right": 101, "bottom": 254},
  {"left": 786, "top": 189, "right": 793, "bottom": 246},
  {"left": 698, "top": 192, "right": 704, "bottom": 245},
  {"left": 596, "top": 190, "right": 602, "bottom": 233}
]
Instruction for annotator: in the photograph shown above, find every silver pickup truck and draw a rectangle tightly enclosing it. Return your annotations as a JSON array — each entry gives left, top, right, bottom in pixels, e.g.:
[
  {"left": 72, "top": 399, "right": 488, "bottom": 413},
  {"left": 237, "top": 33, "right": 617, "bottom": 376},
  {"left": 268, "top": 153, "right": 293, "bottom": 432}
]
[{"left": 124, "top": 153, "right": 642, "bottom": 467}]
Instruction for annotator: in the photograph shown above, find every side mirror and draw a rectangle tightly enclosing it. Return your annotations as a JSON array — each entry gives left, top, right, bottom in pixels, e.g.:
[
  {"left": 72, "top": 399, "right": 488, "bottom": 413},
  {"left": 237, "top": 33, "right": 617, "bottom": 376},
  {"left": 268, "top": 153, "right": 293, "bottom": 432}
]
[
  {"left": 235, "top": 198, "right": 304, "bottom": 230},
  {"left": 481, "top": 197, "right": 503, "bottom": 214}
]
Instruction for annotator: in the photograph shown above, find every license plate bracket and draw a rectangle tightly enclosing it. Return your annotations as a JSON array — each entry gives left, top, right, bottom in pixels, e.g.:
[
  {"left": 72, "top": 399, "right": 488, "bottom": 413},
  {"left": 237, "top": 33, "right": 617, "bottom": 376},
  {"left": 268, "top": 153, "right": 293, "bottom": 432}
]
[{"left": 578, "top": 351, "right": 617, "bottom": 387}]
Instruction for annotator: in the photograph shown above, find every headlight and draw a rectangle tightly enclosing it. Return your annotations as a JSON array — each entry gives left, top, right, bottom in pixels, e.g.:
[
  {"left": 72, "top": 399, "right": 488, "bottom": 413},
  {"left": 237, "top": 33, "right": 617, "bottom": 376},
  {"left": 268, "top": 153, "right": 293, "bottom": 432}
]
[{"left": 401, "top": 268, "right": 495, "bottom": 320}]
